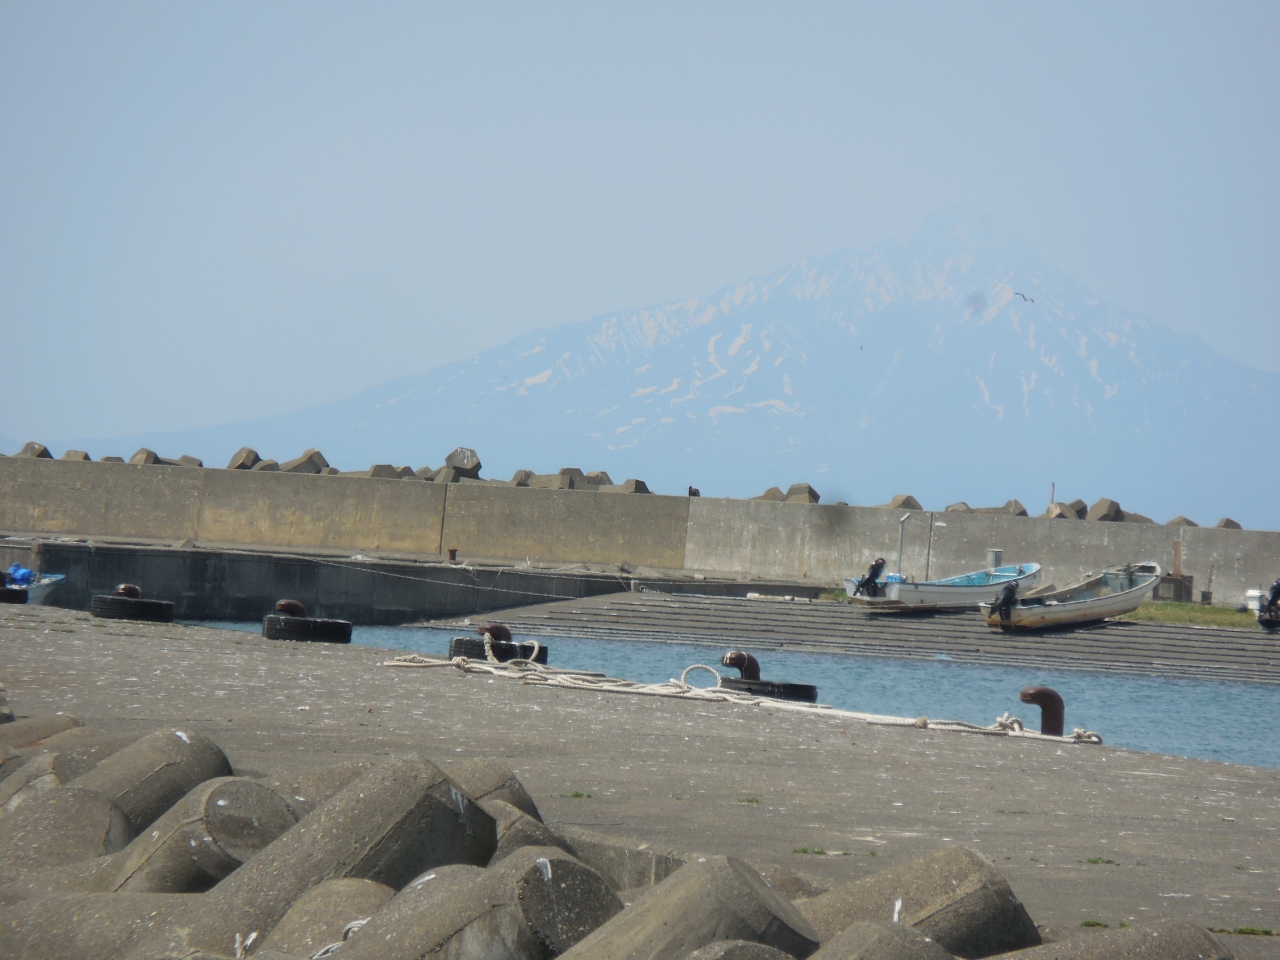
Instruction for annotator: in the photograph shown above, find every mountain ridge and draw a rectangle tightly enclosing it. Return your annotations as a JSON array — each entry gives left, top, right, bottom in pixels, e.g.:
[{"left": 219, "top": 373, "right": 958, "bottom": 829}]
[{"left": 25, "top": 211, "right": 1280, "bottom": 530}]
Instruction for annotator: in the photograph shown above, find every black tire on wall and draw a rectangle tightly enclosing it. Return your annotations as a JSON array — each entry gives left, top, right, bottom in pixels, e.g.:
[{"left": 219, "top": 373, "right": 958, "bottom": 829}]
[
  {"left": 262, "top": 614, "right": 352, "bottom": 644},
  {"left": 720, "top": 677, "right": 818, "bottom": 703},
  {"left": 448, "top": 636, "right": 549, "bottom": 665},
  {"left": 0, "top": 587, "right": 28, "bottom": 605},
  {"left": 90, "top": 594, "right": 175, "bottom": 622}
]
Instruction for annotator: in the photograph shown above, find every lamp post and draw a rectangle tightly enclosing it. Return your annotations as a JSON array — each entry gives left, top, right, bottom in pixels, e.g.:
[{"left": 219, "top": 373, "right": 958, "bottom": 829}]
[{"left": 896, "top": 513, "right": 911, "bottom": 576}]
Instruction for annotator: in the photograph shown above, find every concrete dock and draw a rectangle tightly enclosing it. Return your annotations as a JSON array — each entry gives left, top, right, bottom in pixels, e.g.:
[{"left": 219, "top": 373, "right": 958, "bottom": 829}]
[{"left": 2, "top": 603, "right": 1277, "bottom": 945}]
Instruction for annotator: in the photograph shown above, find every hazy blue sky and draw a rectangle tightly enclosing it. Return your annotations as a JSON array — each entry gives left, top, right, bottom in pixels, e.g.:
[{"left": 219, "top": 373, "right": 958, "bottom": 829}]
[{"left": 2, "top": 2, "right": 1277, "bottom": 442}]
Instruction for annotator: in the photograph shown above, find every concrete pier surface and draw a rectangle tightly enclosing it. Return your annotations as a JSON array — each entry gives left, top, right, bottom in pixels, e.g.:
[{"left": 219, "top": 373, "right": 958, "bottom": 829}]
[{"left": 1, "top": 604, "right": 1278, "bottom": 943}]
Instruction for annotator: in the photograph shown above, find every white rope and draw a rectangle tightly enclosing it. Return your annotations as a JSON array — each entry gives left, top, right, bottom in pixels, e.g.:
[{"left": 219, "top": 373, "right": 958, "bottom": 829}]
[{"left": 381, "top": 652, "right": 1102, "bottom": 745}]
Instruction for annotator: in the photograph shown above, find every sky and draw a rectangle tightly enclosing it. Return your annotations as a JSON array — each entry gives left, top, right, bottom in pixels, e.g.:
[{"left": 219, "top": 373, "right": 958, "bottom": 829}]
[{"left": 1, "top": 2, "right": 1278, "bottom": 443}]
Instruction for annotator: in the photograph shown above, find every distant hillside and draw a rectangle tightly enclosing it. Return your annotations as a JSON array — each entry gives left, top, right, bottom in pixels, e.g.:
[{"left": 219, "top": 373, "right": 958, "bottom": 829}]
[{"left": 34, "top": 211, "right": 1280, "bottom": 529}]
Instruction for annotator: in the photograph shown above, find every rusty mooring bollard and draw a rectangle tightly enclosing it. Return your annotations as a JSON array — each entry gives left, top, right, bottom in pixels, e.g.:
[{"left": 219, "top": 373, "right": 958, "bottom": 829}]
[{"left": 1020, "top": 686, "right": 1065, "bottom": 737}]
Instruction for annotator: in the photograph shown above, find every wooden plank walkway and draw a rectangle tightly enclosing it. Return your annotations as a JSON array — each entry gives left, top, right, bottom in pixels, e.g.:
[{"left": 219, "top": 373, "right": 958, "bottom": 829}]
[{"left": 431, "top": 592, "right": 1280, "bottom": 685}]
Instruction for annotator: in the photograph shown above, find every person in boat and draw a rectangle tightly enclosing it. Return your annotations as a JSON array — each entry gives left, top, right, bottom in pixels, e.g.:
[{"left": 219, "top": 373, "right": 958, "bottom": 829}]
[
  {"left": 852, "top": 558, "right": 887, "bottom": 598},
  {"left": 992, "top": 580, "right": 1019, "bottom": 622},
  {"left": 1266, "top": 578, "right": 1280, "bottom": 617}
]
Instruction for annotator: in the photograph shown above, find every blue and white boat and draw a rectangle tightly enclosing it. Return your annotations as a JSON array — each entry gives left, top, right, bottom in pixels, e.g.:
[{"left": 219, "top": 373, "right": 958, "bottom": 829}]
[
  {"left": 846, "top": 562, "right": 1042, "bottom": 612},
  {"left": 2, "top": 564, "right": 66, "bottom": 605}
]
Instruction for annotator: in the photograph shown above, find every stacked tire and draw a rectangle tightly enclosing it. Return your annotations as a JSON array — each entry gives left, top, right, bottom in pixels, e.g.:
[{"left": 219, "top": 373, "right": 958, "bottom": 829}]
[
  {"left": 448, "top": 636, "right": 548, "bottom": 665},
  {"left": 720, "top": 678, "right": 817, "bottom": 703},
  {"left": 90, "top": 585, "right": 174, "bottom": 623},
  {"left": 262, "top": 615, "right": 352, "bottom": 644}
]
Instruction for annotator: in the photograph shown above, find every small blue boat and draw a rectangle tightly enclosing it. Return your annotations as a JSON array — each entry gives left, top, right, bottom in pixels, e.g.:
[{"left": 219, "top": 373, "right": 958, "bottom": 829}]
[{"left": 2, "top": 563, "right": 66, "bottom": 605}]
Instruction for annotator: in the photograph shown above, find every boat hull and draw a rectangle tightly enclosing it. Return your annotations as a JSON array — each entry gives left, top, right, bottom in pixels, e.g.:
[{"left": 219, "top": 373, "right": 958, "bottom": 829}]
[
  {"left": 980, "top": 562, "right": 1160, "bottom": 631},
  {"left": 1, "top": 575, "right": 65, "bottom": 606},
  {"left": 847, "top": 563, "right": 1041, "bottom": 611}
]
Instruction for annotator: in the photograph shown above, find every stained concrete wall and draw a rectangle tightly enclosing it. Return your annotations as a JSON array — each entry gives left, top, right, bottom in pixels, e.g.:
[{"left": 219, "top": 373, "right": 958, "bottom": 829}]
[
  {"left": 439, "top": 483, "right": 689, "bottom": 569},
  {"left": 683, "top": 499, "right": 1280, "bottom": 605},
  {"left": 3, "top": 457, "right": 1277, "bottom": 606}
]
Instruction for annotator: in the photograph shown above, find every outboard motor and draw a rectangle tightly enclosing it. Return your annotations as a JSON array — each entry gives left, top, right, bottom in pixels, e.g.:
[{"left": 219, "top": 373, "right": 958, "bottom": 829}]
[
  {"left": 1267, "top": 578, "right": 1280, "bottom": 617},
  {"left": 993, "top": 580, "right": 1019, "bottom": 625},
  {"left": 853, "top": 558, "right": 887, "bottom": 598}
]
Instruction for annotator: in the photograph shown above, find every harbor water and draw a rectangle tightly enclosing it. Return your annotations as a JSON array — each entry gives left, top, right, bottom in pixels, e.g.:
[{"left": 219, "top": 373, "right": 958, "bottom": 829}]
[{"left": 195, "top": 622, "right": 1280, "bottom": 770}]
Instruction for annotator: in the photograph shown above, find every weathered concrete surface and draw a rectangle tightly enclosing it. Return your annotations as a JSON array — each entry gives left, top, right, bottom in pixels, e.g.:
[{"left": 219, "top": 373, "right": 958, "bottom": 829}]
[
  {"left": 4, "top": 456, "right": 1278, "bottom": 605},
  {"left": 0, "top": 539, "right": 632, "bottom": 624},
  {"left": 1, "top": 604, "right": 1277, "bottom": 937},
  {"left": 439, "top": 482, "right": 690, "bottom": 569}
]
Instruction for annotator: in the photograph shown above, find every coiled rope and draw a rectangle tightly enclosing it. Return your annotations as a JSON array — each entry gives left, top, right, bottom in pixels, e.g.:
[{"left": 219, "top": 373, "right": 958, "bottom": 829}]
[{"left": 382, "top": 644, "right": 1103, "bottom": 745}]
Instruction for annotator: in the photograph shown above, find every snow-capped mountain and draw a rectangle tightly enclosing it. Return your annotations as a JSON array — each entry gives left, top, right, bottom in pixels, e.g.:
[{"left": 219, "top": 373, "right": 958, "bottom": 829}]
[{"left": 40, "top": 211, "right": 1280, "bottom": 528}]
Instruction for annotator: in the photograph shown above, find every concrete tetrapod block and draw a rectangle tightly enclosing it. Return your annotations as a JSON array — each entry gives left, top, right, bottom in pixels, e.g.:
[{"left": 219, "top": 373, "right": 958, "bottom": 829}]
[
  {"left": 992, "top": 919, "right": 1230, "bottom": 959},
  {"left": 558, "top": 855, "right": 821, "bottom": 960},
  {"left": 260, "top": 877, "right": 395, "bottom": 957},
  {"left": 445, "top": 446, "right": 483, "bottom": 478},
  {"left": 109, "top": 776, "right": 298, "bottom": 893},
  {"left": 442, "top": 756, "right": 543, "bottom": 822},
  {"left": 61, "top": 449, "right": 92, "bottom": 461},
  {"left": 256, "top": 759, "right": 376, "bottom": 820},
  {"left": 972, "top": 500, "right": 1028, "bottom": 517},
  {"left": 252, "top": 459, "right": 280, "bottom": 472},
  {"left": 70, "top": 728, "right": 232, "bottom": 834},
  {"left": 809, "top": 921, "right": 956, "bottom": 960},
  {"left": 599, "top": 479, "right": 650, "bottom": 494},
  {"left": 415, "top": 465, "right": 437, "bottom": 479},
  {"left": 130, "top": 447, "right": 162, "bottom": 465},
  {"left": 586, "top": 471, "right": 614, "bottom": 486},
  {"left": 0, "top": 892, "right": 194, "bottom": 960},
  {"left": 1165, "top": 515, "right": 1199, "bottom": 527},
  {"left": 226, "top": 446, "right": 261, "bottom": 470},
  {"left": 0, "top": 745, "right": 19, "bottom": 781},
  {"left": 795, "top": 847, "right": 1039, "bottom": 959},
  {"left": 0, "top": 684, "right": 11, "bottom": 723},
  {"left": 753, "top": 487, "right": 786, "bottom": 501},
  {"left": 944, "top": 502, "right": 971, "bottom": 512},
  {"left": 0, "top": 785, "right": 133, "bottom": 874},
  {"left": 509, "top": 469, "right": 535, "bottom": 486},
  {"left": 125, "top": 753, "right": 497, "bottom": 959},
  {"left": 879, "top": 495, "right": 923, "bottom": 511},
  {"left": 280, "top": 448, "right": 329, "bottom": 474},
  {"left": 16, "top": 441, "right": 53, "bottom": 458},
  {"left": 787, "top": 484, "right": 821, "bottom": 504},
  {"left": 1043, "top": 503, "right": 1080, "bottom": 520},
  {"left": 1085, "top": 498, "right": 1124, "bottom": 522},
  {"left": 549, "top": 824, "right": 687, "bottom": 892},
  {"left": 0, "top": 713, "right": 83, "bottom": 749},
  {"left": 1216, "top": 517, "right": 1243, "bottom": 529},
  {"left": 331, "top": 846, "right": 624, "bottom": 960},
  {"left": 687, "top": 943, "right": 799, "bottom": 960},
  {"left": 480, "top": 798, "right": 575, "bottom": 864},
  {"left": 0, "top": 750, "right": 101, "bottom": 818},
  {"left": 748, "top": 862, "right": 828, "bottom": 901}
]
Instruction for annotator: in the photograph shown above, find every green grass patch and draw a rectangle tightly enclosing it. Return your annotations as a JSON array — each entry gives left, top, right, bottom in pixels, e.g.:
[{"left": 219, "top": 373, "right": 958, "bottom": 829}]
[
  {"left": 560, "top": 791, "right": 593, "bottom": 799},
  {"left": 1118, "top": 601, "right": 1261, "bottom": 629},
  {"left": 1209, "top": 927, "right": 1275, "bottom": 936},
  {"left": 738, "top": 797, "right": 760, "bottom": 804},
  {"left": 996, "top": 809, "right": 1030, "bottom": 815},
  {"left": 820, "top": 589, "right": 851, "bottom": 602},
  {"left": 1084, "top": 857, "right": 1117, "bottom": 865},
  {"left": 793, "top": 847, "right": 827, "bottom": 855},
  {"left": 1080, "top": 920, "right": 1109, "bottom": 928}
]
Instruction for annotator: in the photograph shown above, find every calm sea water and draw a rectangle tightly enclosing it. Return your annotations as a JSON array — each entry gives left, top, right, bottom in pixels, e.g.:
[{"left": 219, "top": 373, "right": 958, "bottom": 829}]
[{"left": 192, "top": 621, "right": 1280, "bottom": 770}]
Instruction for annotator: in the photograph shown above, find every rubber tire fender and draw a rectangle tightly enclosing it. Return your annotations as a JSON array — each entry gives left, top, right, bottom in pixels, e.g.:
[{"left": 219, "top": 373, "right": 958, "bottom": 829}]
[
  {"left": 90, "top": 594, "right": 175, "bottom": 622},
  {"left": 262, "top": 614, "right": 352, "bottom": 644},
  {"left": 448, "top": 636, "right": 549, "bottom": 665},
  {"left": 720, "top": 678, "right": 818, "bottom": 703},
  {"left": 0, "top": 586, "right": 28, "bottom": 604}
]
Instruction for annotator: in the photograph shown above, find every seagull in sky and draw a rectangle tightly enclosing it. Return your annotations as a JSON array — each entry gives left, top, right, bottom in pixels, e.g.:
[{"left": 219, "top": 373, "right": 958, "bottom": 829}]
[{"left": 1014, "top": 292, "right": 1034, "bottom": 302}]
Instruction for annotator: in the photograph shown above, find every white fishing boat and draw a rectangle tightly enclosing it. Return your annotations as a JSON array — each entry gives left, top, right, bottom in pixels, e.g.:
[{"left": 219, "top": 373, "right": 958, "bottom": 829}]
[
  {"left": 980, "top": 561, "right": 1161, "bottom": 631},
  {"left": 846, "top": 563, "right": 1042, "bottom": 612},
  {"left": 1, "top": 565, "right": 66, "bottom": 605}
]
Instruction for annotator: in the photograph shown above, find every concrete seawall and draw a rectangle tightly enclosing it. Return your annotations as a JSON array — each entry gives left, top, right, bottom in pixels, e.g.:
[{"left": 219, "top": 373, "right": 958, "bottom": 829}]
[{"left": 3, "top": 457, "right": 1277, "bottom": 605}]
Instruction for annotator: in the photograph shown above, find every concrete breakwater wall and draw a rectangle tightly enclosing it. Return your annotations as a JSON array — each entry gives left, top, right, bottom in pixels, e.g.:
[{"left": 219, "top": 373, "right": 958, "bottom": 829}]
[{"left": 2, "top": 457, "right": 1277, "bottom": 604}]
